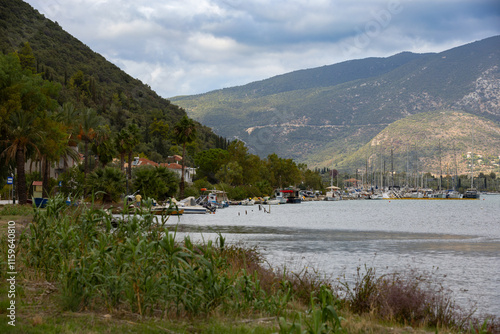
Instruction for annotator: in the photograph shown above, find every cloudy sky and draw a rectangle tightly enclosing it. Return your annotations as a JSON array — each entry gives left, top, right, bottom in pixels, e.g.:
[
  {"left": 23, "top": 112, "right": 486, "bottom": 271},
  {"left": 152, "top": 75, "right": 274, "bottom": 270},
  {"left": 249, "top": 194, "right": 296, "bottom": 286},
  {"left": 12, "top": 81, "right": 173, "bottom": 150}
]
[{"left": 24, "top": 0, "right": 500, "bottom": 98}]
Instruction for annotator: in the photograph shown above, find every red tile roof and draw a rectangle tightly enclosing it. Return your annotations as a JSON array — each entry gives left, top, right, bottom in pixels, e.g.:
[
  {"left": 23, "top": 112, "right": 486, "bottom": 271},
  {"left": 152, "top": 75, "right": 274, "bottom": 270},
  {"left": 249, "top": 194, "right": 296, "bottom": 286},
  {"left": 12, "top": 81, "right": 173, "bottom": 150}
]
[{"left": 160, "top": 162, "right": 183, "bottom": 170}]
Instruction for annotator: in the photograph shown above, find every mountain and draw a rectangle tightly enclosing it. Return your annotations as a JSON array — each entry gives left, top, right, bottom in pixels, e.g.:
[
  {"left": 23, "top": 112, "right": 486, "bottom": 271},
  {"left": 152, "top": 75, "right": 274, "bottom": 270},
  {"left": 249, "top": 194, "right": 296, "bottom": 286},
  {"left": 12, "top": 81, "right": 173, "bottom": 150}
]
[
  {"left": 339, "top": 110, "right": 500, "bottom": 176},
  {"left": 0, "top": 0, "right": 222, "bottom": 161},
  {"left": 172, "top": 36, "right": 500, "bottom": 170}
]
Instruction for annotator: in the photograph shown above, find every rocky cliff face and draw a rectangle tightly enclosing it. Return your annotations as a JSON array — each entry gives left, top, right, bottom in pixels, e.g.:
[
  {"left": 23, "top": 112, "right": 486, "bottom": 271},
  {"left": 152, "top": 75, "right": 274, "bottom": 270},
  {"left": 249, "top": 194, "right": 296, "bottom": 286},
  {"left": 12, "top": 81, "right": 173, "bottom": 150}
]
[{"left": 457, "top": 66, "right": 500, "bottom": 119}]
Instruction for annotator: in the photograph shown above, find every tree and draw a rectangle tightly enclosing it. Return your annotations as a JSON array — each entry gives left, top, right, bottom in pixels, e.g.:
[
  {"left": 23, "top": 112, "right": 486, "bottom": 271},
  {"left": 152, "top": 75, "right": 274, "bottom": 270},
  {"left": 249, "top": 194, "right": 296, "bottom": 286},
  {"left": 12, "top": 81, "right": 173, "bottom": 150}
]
[
  {"left": 39, "top": 117, "right": 79, "bottom": 197},
  {"left": 0, "top": 53, "right": 60, "bottom": 204},
  {"left": 87, "top": 166, "right": 126, "bottom": 203},
  {"left": 194, "top": 148, "right": 229, "bottom": 183},
  {"left": 115, "top": 128, "right": 128, "bottom": 172},
  {"left": 132, "top": 166, "right": 178, "bottom": 201},
  {"left": 77, "top": 108, "right": 100, "bottom": 180},
  {"left": 173, "top": 116, "right": 197, "bottom": 198},
  {"left": 17, "top": 42, "right": 36, "bottom": 73},
  {"left": 1, "top": 111, "right": 42, "bottom": 204},
  {"left": 265, "top": 153, "right": 302, "bottom": 188},
  {"left": 91, "top": 125, "right": 116, "bottom": 167}
]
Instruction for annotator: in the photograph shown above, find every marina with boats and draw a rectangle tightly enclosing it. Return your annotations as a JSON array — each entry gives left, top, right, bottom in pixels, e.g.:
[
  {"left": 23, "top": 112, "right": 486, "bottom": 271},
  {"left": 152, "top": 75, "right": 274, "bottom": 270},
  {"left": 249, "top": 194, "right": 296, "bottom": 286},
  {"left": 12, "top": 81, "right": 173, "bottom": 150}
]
[{"left": 144, "top": 186, "right": 487, "bottom": 217}]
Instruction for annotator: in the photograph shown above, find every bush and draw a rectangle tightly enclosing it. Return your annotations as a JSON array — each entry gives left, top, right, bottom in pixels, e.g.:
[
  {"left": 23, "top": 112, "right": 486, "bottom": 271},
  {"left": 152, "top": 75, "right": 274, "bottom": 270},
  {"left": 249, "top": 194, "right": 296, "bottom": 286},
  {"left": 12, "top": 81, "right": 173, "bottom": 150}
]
[
  {"left": 132, "top": 166, "right": 178, "bottom": 201},
  {"left": 340, "top": 266, "right": 474, "bottom": 329},
  {"left": 86, "top": 166, "right": 126, "bottom": 202}
]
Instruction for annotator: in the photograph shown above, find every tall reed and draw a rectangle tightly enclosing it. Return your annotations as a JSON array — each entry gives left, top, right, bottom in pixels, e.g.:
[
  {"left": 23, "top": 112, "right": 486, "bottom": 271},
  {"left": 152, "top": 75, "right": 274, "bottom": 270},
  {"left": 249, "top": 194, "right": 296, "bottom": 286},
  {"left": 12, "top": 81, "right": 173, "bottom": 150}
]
[{"left": 20, "top": 195, "right": 302, "bottom": 318}]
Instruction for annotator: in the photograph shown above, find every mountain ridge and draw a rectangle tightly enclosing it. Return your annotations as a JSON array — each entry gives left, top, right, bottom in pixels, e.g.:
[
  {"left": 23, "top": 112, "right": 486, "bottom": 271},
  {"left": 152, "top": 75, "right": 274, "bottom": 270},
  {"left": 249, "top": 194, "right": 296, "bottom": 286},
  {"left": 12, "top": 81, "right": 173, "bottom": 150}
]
[
  {"left": 0, "top": 0, "right": 222, "bottom": 163},
  {"left": 172, "top": 36, "right": 500, "bottom": 170}
]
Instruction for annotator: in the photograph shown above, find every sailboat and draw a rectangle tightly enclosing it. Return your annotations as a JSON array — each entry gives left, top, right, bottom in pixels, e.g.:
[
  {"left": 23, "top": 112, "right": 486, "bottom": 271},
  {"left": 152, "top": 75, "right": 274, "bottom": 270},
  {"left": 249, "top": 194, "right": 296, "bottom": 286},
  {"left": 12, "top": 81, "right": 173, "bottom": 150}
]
[
  {"left": 464, "top": 127, "right": 480, "bottom": 199},
  {"left": 325, "top": 162, "right": 340, "bottom": 201}
]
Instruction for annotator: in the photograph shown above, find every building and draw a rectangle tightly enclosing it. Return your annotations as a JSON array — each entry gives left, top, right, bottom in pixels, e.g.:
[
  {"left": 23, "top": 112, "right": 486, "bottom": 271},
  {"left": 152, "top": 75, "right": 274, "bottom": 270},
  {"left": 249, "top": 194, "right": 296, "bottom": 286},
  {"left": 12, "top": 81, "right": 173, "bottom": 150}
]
[
  {"left": 127, "top": 156, "right": 196, "bottom": 183},
  {"left": 25, "top": 146, "right": 81, "bottom": 179},
  {"left": 159, "top": 162, "right": 196, "bottom": 184}
]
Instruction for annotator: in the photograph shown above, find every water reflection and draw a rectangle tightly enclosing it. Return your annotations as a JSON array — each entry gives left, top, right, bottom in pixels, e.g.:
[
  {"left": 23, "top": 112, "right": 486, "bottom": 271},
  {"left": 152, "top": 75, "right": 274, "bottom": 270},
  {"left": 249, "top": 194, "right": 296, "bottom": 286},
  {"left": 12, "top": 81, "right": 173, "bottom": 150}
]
[{"left": 164, "top": 196, "right": 500, "bottom": 316}]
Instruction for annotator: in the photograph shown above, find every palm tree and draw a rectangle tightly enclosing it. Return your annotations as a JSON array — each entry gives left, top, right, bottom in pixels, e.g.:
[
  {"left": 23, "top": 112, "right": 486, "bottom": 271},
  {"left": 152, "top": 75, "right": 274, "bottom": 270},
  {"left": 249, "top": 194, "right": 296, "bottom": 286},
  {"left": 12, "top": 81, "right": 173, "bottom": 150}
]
[
  {"left": 77, "top": 108, "right": 99, "bottom": 178},
  {"left": 173, "top": 115, "right": 197, "bottom": 199},
  {"left": 92, "top": 125, "right": 116, "bottom": 168},
  {"left": 1, "top": 111, "right": 43, "bottom": 204},
  {"left": 39, "top": 115, "right": 80, "bottom": 197},
  {"left": 55, "top": 102, "right": 79, "bottom": 172},
  {"left": 115, "top": 128, "right": 128, "bottom": 172}
]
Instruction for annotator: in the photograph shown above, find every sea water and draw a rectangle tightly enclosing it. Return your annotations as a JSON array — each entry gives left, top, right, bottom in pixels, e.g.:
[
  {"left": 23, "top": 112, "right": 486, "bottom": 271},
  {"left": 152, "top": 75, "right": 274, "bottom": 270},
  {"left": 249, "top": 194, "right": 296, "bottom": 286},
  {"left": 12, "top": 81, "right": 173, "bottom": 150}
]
[{"left": 167, "top": 195, "right": 500, "bottom": 316}]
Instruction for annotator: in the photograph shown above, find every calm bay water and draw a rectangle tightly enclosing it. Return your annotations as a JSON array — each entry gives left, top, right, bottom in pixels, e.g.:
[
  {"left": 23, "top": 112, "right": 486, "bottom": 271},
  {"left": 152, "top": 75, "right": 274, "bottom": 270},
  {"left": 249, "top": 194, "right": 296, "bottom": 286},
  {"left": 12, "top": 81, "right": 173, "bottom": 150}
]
[{"left": 168, "top": 195, "right": 500, "bottom": 316}]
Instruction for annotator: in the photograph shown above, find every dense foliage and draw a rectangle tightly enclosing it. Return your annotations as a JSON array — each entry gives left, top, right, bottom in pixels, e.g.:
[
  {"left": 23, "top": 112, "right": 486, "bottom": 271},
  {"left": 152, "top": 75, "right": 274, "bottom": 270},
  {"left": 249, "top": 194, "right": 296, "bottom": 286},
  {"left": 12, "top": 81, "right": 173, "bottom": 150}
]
[
  {"left": 0, "top": 0, "right": 226, "bottom": 169},
  {"left": 0, "top": 48, "right": 323, "bottom": 202},
  {"left": 0, "top": 1, "right": 327, "bottom": 201}
]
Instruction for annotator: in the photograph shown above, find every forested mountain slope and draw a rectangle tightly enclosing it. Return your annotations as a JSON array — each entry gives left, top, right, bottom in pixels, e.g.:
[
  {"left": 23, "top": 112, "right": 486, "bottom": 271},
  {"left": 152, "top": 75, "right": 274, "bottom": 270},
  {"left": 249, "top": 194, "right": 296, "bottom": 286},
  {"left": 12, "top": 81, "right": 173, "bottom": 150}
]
[
  {"left": 173, "top": 36, "right": 500, "bottom": 169},
  {"left": 0, "top": 0, "right": 223, "bottom": 163}
]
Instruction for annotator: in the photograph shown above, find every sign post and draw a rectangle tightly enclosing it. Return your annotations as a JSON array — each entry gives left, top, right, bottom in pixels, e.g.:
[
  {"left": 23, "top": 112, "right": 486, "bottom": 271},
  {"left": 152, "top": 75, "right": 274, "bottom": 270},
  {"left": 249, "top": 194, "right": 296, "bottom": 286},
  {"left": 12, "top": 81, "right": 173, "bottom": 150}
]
[{"left": 7, "top": 176, "right": 14, "bottom": 204}]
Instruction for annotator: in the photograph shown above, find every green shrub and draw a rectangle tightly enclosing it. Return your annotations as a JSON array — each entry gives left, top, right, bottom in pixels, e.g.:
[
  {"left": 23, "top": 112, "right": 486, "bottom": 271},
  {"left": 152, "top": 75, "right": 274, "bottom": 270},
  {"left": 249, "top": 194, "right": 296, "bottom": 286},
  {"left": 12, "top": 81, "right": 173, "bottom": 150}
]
[{"left": 86, "top": 166, "right": 126, "bottom": 202}]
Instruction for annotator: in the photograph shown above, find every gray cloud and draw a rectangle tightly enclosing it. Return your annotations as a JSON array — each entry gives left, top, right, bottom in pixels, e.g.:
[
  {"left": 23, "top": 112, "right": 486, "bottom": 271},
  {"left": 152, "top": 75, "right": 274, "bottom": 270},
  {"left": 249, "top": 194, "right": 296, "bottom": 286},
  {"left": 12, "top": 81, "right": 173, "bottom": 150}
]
[{"left": 25, "top": 0, "right": 500, "bottom": 97}]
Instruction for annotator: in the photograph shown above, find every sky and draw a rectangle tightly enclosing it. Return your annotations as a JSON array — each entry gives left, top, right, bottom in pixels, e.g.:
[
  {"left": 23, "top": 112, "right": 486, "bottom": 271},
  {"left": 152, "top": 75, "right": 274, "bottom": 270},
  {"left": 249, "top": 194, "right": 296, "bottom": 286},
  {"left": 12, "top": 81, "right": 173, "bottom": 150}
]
[{"left": 24, "top": 0, "right": 500, "bottom": 99}]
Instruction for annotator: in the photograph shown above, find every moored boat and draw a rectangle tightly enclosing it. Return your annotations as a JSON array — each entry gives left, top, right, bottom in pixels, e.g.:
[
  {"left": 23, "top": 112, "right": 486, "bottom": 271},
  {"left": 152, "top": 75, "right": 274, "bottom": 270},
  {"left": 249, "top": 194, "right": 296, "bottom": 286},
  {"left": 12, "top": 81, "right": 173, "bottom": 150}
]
[
  {"left": 325, "top": 186, "right": 341, "bottom": 201},
  {"left": 274, "top": 188, "right": 302, "bottom": 204},
  {"left": 178, "top": 196, "right": 210, "bottom": 214},
  {"left": 463, "top": 188, "right": 480, "bottom": 199}
]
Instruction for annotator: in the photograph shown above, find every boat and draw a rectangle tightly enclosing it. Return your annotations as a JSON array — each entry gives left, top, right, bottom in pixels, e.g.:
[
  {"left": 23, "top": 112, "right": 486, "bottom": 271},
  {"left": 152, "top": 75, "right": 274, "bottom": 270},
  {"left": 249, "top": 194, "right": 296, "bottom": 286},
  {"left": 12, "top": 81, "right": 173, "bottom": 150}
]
[
  {"left": 274, "top": 188, "right": 302, "bottom": 204},
  {"left": 263, "top": 197, "right": 281, "bottom": 205},
  {"left": 150, "top": 205, "right": 184, "bottom": 215},
  {"left": 196, "top": 189, "right": 229, "bottom": 209},
  {"left": 464, "top": 124, "right": 480, "bottom": 200},
  {"left": 275, "top": 195, "right": 288, "bottom": 204},
  {"left": 325, "top": 186, "right": 341, "bottom": 201},
  {"left": 177, "top": 197, "right": 210, "bottom": 214},
  {"left": 446, "top": 190, "right": 462, "bottom": 199},
  {"left": 463, "top": 189, "right": 480, "bottom": 199},
  {"left": 240, "top": 198, "right": 255, "bottom": 206},
  {"left": 368, "top": 193, "right": 383, "bottom": 200}
]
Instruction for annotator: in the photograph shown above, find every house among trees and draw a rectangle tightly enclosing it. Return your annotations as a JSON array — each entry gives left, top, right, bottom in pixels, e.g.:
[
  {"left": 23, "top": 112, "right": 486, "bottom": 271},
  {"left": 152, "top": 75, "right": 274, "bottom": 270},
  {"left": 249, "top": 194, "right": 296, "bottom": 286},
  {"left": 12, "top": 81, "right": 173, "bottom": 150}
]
[
  {"left": 160, "top": 156, "right": 196, "bottom": 184},
  {"left": 129, "top": 157, "right": 159, "bottom": 168},
  {"left": 125, "top": 156, "right": 196, "bottom": 184},
  {"left": 25, "top": 147, "right": 82, "bottom": 179}
]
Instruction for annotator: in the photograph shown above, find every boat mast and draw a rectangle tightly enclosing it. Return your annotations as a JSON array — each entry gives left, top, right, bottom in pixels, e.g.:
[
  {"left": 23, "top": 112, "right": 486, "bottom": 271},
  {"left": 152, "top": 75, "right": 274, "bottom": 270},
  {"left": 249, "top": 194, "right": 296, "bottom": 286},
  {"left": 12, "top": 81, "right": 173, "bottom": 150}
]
[
  {"left": 471, "top": 127, "right": 474, "bottom": 189},
  {"left": 439, "top": 139, "right": 442, "bottom": 191},
  {"left": 453, "top": 142, "right": 458, "bottom": 191},
  {"left": 330, "top": 159, "right": 334, "bottom": 188},
  {"left": 391, "top": 147, "right": 394, "bottom": 188}
]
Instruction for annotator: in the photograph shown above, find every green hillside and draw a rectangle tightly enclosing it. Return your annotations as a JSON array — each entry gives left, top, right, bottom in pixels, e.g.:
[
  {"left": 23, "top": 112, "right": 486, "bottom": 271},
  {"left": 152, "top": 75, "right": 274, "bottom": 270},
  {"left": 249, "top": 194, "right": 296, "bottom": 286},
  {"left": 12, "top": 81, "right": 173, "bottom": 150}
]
[
  {"left": 0, "top": 0, "right": 223, "bottom": 162},
  {"left": 172, "top": 36, "right": 500, "bottom": 169}
]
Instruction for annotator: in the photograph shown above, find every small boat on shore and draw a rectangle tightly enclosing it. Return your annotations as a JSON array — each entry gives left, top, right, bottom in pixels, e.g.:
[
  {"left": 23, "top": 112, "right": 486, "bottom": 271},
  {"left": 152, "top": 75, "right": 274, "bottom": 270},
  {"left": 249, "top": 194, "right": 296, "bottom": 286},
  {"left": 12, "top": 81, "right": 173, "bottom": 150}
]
[{"left": 274, "top": 188, "right": 302, "bottom": 204}]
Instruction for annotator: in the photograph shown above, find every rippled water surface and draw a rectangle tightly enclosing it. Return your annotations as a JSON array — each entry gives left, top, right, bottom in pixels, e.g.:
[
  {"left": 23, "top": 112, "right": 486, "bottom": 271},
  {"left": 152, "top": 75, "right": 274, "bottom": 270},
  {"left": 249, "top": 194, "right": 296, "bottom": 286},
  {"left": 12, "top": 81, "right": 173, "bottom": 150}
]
[{"left": 167, "top": 195, "right": 500, "bottom": 316}]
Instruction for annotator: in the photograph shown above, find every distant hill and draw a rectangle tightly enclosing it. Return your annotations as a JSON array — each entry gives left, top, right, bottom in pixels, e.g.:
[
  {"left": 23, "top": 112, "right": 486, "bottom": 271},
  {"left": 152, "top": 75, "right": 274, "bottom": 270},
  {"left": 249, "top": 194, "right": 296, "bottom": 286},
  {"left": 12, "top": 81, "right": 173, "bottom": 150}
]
[
  {"left": 338, "top": 110, "right": 500, "bottom": 176},
  {"left": 0, "top": 0, "right": 222, "bottom": 161},
  {"left": 172, "top": 36, "right": 500, "bottom": 171}
]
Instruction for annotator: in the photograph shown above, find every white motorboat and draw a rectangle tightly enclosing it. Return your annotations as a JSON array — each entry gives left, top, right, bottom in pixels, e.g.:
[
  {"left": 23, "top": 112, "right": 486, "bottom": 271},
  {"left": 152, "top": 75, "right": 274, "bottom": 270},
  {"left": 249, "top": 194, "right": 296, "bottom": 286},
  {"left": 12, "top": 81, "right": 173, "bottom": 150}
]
[
  {"left": 177, "top": 197, "right": 209, "bottom": 214},
  {"left": 240, "top": 198, "right": 255, "bottom": 206}
]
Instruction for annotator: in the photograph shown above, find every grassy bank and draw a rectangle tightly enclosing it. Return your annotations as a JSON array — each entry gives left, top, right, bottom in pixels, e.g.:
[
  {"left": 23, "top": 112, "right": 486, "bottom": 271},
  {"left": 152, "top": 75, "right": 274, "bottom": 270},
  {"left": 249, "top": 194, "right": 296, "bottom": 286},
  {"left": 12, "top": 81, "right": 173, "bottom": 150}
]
[{"left": 0, "top": 198, "right": 498, "bottom": 333}]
